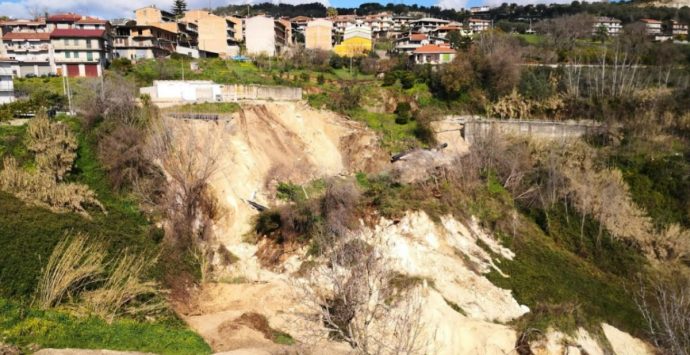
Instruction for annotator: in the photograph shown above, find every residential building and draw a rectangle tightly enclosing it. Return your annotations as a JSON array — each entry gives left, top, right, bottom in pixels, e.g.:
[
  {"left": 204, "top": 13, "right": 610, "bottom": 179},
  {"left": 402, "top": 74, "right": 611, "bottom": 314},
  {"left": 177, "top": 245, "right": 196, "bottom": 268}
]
[
  {"left": 429, "top": 24, "right": 467, "bottom": 38},
  {"left": 593, "top": 17, "right": 622, "bottom": 36},
  {"left": 640, "top": 19, "right": 663, "bottom": 35},
  {"left": 330, "top": 15, "right": 358, "bottom": 41},
  {"left": 467, "top": 18, "right": 491, "bottom": 32},
  {"left": 333, "top": 22, "right": 372, "bottom": 57},
  {"left": 669, "top": 20, "right": 688, "bottom": 37},
  {"left": 0, "top": 18, "right": 50, "bottom": 35},
  {"left": 2, "top": 31, "right": 55, "bottom": 76},
  {"left": 305, "top": 19, "right": 333, "bottom": 51},
  {"left": 290, "top": 16, "right": 311, "bottom": 39},
  {"left": 0, "top": 58, "right": 15, "bottom": 104},
  {"left": 470, "top": 6, "right": 491, "bottom": 14},
  {"left": 74, "top": 17, "right": 108, "bottom": 30},
  {"left": 394, "top": 33, "right": 449, "bottom": 55},
  {"left": 245, "top": 16, "right": 286, "bottom": 57},
  {"left": 46, "top": 13, "right": 83, "bottom": 30},
  {"left": 409, "top": 18, "right": 449, "bottom": 33},
  {"left": 391, "top": 15, "right": 414, "bottom": 37},
  {"left": 412, "top": 44, "right": 456, "bottom": 65},
  {"left": 51, "top": 29, "right": 108, "bottom": 77},
  {"left": 111, "top": 20, "right": 176, "bottom": 61},
  {"left": 135, "top": 6, "right": 175, "bottom": 25},
  {"left": 363, "top": 12, "right": 393, "bottom": 38},
  {"left": 277, "top": 18, "right": 293, "bottom": 46},
  {"left": 226, "top": 16, "right": 244, "bottom": 42},
  {"left": 182, "top": 10, "right": 240, "bottom": 58}
]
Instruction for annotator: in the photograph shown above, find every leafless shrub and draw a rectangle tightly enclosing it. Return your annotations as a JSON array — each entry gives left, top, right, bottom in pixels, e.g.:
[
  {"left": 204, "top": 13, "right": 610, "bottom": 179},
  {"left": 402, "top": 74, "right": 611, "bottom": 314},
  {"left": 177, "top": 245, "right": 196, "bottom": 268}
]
[
  {"left": 75, "top": 74, "right": 139, "bottom": 127},
  {"left": 36, "top": 234, "right": 106, "bottom": 309},
  {"left": 321, "top": 178, "right": 360, "bottom": 239},
  {"left": 26, "top": 111, "right": 77, "bottom": 181},
  {"left": 294, "top": 238, "right": 426, "bottom": 354},
  {"left": 635, "top": 271, "right": 690, "bottom": 355},
  {"left": 98, "top": 124, "right": 164, "bottom": 191},
  {"left": 536, "top": 14, "right": 596, "bottom": 55}
]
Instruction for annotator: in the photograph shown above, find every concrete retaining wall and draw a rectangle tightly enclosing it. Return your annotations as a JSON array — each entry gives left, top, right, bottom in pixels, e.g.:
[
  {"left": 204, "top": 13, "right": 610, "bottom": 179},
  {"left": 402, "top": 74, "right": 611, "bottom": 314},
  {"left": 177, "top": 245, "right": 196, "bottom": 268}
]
[
  {"left": 221, "top": 84, "right": 302, "bottom": 101},
  {"left": 443, "top": 116, "right": 604, "bottom": 143},
  {"left": 141, "top": 81, "right": 302, "bottom": 104}
]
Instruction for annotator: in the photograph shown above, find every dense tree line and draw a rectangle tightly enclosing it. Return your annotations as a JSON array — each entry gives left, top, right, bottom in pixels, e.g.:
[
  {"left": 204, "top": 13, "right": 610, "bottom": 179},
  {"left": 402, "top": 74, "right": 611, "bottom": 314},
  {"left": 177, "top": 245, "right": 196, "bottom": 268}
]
[{"left": 214, "top": 1, "right": 690, "bottom": 25}]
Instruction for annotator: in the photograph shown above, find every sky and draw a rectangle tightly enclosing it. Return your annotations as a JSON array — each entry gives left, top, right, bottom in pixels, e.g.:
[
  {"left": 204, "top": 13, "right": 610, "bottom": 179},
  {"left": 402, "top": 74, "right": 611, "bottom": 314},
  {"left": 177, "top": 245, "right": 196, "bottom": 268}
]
[{"left": 0, "top": 0, "right": 587, "bottom": 20}]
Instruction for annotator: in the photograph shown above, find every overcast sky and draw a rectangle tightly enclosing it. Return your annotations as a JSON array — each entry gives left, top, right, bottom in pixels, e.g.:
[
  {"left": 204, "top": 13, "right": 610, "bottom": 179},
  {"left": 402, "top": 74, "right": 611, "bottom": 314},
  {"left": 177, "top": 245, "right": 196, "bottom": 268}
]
[{"left": 0, "top": 0, "right": 595, "bottom": 19}]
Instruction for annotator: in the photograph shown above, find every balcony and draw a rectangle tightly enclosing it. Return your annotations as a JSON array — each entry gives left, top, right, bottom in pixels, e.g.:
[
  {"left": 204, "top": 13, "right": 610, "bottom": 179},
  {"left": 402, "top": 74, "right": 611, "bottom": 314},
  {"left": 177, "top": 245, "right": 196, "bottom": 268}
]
[
  {"left": 56, "top": 57, "right": 100, "bottom": 63},
  {"left": 53, "top": 43, "right": 103, "bottom": 51},
  {"left": 0, "top": 83, "right": 14, "bottom": 91}
]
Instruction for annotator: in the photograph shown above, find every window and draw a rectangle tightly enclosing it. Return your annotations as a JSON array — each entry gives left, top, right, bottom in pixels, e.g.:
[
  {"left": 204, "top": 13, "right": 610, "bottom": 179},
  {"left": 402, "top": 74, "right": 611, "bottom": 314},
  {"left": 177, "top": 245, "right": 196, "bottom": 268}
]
[
  {"left": 86, "top": 52, "right": 93, "bottom": 61},
  {"left": 86, "top": 39, "right": 92, "bottom": 49},
  {"left": 73, "top": 51, "right": 79, "bottom": 59},
  {"left": 65, "top": 51, "right": 70, "bottom": 58}
]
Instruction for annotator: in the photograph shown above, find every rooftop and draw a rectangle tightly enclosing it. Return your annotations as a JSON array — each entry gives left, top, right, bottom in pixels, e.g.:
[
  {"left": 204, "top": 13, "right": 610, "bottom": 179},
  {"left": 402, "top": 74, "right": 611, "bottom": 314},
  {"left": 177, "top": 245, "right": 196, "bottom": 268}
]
[
  {"left": 3, "top": 32, "right": 51, "bottom": 41},
  {"left": 47, "top": 13, "right": 83, "bottom": 22},
  {"left": 414, "top": 44, "right": 455, "bottom": 54},
  {"left": 50, "top": 29, "right": 106, "bottom": 38}
]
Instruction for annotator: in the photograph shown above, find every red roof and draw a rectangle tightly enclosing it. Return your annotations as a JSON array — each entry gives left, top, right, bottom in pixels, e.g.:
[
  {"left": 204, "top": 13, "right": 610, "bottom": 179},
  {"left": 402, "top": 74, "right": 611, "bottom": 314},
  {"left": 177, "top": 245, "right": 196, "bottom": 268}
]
[
  {"left": 410, "top": 33, "right": 428, "bottom": 41},
  {"left": 3, "top": 32, "right": 51, "bottom": 40},
  {"left": 414, "top": 44, "right": 456, "bottom": 54},
  {"left": 50, "top": 29, "right": 105, "bottom": 38},
  {"left": 437, "top": 25, "right": 462, "bottom": 31},
  {"left": 641, "top": 18, "right": 662, "bottom": 24},
  {"left": 76, "top": 17, "right": 107, "bottom": 24},
  {"left": 47, "top": 13, "right": 82, "bottom": 22}
]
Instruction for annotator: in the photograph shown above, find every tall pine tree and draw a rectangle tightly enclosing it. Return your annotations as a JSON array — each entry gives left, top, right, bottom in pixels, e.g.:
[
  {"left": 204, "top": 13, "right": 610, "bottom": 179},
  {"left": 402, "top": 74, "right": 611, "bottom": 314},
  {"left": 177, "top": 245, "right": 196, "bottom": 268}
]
[{"left": 172, "top": 0, "right": 187, "bottom": 18}]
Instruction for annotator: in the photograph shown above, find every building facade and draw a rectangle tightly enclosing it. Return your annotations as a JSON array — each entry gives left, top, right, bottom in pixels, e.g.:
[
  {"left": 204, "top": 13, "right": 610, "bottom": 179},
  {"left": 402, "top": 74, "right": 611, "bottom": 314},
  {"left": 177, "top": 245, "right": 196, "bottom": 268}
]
[
  {"left": 333, "top": 22, "right": 372, "bottom": 57},
  {"left": 0, "top": 58, "right": 15, "bottom": 104},
  {"left": 305, "top": 19, "right": 333, "bottom": 51},
  {"left": 412, "top": 44, "right": 456, "bottom": 65},
  {"left": 593, "top": 17, "right": 622, "bottom": 36},
  {"left": 245, "top": 16, "right": 285, "bottom": 57},
  {"left": 112, "top": 20, "right": 176, "bottom": 61},
  {"left": 51, "top": 29, "right": 108, "bottom": 77},
  {"left": 182, "top": 10, "right": 239, "bottom": 58}
]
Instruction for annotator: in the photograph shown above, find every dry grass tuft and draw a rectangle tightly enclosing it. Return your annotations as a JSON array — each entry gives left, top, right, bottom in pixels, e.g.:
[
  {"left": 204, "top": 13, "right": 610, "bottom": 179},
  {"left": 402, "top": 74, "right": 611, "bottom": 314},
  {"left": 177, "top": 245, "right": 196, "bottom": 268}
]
[{"left": 36, "top": 234, "right": 106, "bottom": 309}]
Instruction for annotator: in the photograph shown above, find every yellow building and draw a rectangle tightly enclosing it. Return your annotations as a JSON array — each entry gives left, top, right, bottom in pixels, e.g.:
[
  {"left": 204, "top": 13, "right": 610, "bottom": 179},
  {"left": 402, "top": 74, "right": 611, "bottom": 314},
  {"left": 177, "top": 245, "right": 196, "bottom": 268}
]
[{"left": 333, "top": 37, "right": 371, "bottom": 57}]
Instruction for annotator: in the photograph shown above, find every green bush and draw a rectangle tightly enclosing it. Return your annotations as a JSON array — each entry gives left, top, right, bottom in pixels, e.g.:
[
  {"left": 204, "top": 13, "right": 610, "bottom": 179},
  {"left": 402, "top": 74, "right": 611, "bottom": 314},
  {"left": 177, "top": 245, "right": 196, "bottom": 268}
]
[{"left": 394, "top": 102, "right": 412, "bottom": 125}]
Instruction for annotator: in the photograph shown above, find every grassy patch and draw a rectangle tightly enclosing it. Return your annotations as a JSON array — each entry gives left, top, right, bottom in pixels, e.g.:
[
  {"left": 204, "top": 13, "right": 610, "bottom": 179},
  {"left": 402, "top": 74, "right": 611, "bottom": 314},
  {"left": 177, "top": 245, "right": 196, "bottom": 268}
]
[
  {"left": 348, "top": 109, "right": 423, "bottom": 153},
  {"left": 163, "top": 102, "right": 241, "bottom": 114},
  {"left": 0, "top": 298, "right": 210, "bottom": 354}
]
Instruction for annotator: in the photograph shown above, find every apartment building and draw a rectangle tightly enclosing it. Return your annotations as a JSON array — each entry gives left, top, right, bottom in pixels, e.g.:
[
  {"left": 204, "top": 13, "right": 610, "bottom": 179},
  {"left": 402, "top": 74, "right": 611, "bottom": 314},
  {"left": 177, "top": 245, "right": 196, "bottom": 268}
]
[
  {"left": 51, "top": 29, "right": 108, "bottom": 77},
  {"left": 305, "top": 19, "right": 333, "bottom": 51},
  {"left": 226, "top": 16, "right": 244, "bottom": 42},
  {"left": 467, "top": 18, "right": 491, "bottom": 32},
  {"left": 2, "top": 31, "right": 55, "bottom": 77},
  {"left": 470, "top": 6, "right": 491, "bottom": 14},
  {"left": 277, "top": 18, "right": 293, "bottom": 46},
  {"left": 640, "top": 19, "right": 663, "bottom": 35},
  {"left": 182, "top": 10, "right": 240, "bottom": 58},
  {"left": 669, "top": 20, "right": 688, "bottom": 37},
  {"left": 290, "top": 16, "right": 311, "bottom": 39},
  {"left": 429, "top": 24, "right": 467, "bottom": 38},
  {"left": 0, "top": 58, "right": 15, "bottom": 104},
  {"left": 394, "top": 33, "right": 449, "bottom": 55},
  {"left": 409, "top": 18, "right": 449, "bottom": 33},
  {"left": 111, "top": 19, "right": 176, "bottom": 61},
  {"left": 331, "top": 15, "right": 358, "bottom": 41},
  {"left": 593, "top": 17, "right": 622, "bottom": 36},
  {"left": 135, "top": 6, "right": 175, "bottom": 25},
  {"left": 363, "top": 12, "right": 393, "bottom": 38},
  {"left": 391, "top": 15, "right": 414, "bottom": 37},
  {"left": 245, "top": 15, "right": 286, "bottom": 57}
]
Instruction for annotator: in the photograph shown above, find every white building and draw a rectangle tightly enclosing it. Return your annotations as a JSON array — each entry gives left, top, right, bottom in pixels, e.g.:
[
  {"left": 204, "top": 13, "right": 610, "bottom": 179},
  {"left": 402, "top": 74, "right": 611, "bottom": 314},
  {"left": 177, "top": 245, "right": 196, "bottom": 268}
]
[
  {"left": 0, "top": 58, "right": 16, "bottom": 104},
  {"left": 141, "top": 80, "right": 222, "bottom": 103},
  {"left": 245, "top": 16, "right": 283, "bottom": 57},
  {"left": 343, "top": 21, "right": 372, "bottom": 41},
  {"left": 409, "top": 18, "right": 449, "bottom": 33},
  {"left": 468, "top": 18, "right": 491, "bottom": 32},
  {"left": 640, "top": 19, "right": 663, "bottom": 35},
  {"left": 593, "top": 17, "right": 622, "bottom": 36}
]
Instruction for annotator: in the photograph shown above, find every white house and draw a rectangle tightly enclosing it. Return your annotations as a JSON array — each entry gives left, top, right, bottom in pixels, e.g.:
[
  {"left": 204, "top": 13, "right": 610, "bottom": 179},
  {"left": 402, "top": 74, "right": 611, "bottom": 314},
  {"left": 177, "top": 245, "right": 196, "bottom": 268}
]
[
  {"left": 593, "top": 17, "right": 622, "bottom": 36},
  {"left": 0, "top": 58, "right": 16, "bottom": 104},
  {"left": 140, "top": 80, "right": 222, "bottom": 103}
]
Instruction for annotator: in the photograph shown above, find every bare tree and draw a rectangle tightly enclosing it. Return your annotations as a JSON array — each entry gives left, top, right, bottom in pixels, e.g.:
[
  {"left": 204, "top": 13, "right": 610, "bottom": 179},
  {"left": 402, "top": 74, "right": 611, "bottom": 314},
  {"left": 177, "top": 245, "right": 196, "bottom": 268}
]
[
  {"left": 147, "top": 118, "right": 220, "bottom": 249},
  {"left": 635, "top": 271, "right": 690, "bottom": 355},
  {"left": 294, "top": 238, "right": 426, "bottom": 355}
]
